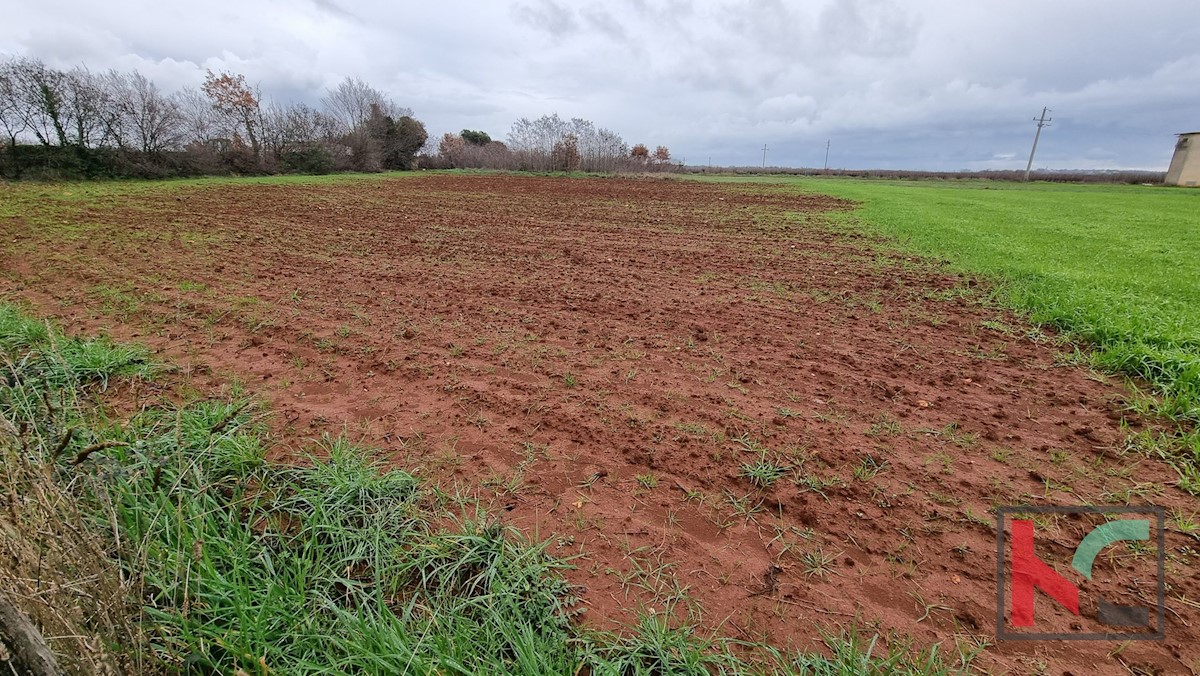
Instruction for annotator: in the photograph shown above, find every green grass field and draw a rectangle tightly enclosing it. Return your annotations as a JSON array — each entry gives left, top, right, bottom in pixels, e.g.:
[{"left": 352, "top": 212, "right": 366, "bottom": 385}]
[{"left": 704, "top": 177, "right": 1200, "bottom": 425}]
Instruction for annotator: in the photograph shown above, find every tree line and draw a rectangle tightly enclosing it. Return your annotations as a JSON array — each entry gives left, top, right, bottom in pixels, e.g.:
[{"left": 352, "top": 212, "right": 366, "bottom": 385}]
[
  {"left": 0, "top": 57, "right": 427, "bottom": 179},
  {"left": 0, "top": 56, "right": 678, "bottom": 180},
  {"left": 428, "top": 114, "right": 676, "bottom": 173}
]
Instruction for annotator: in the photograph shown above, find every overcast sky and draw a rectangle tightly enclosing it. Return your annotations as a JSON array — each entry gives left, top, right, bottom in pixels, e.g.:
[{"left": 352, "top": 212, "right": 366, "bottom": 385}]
[{"left": 3, "top": 0, "right": 1197, "bottom": 170}]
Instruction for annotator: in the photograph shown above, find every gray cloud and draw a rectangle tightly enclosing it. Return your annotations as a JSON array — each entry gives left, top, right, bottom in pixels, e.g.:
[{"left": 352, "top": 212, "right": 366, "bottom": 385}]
[
  {"left": 310, "top": 0, "right": 359, "bottom": 23},
  {"left": 513, "top": 1, "right": 579, "bottom": 38},
  {"left": 816, "top": 0, "right": 919, "bottom": 58},
  {"left": 580, "top": 6, "right": 629, "bottom": 43},
  {"left": 2, "top": 0, "right": 1196, "bottom": 169}
]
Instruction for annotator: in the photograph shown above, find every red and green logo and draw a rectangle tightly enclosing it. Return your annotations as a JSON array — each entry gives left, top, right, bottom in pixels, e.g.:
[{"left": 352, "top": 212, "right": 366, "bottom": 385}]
[{"left": 996, "top": 506, "right": 1165, "bottom": 640}]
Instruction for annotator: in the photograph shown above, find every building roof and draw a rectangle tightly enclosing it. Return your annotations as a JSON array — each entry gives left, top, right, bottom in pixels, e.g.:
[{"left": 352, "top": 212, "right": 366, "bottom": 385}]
[{"left": 1178, "top": 131, "right": 1200, "bottom": 136}]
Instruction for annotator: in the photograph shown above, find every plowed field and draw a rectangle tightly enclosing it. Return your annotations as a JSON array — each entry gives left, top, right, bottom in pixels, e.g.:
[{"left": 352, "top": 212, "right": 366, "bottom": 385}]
[{"left": 2, "top": 173, "right": 1196, "bottom": 673}]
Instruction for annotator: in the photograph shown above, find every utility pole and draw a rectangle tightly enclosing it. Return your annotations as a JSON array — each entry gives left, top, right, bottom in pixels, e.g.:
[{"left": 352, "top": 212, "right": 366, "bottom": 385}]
[
  {"left": 762, "top": 144, "right": 768, "bottom": 169},
  {"left": 1024, "top": 107, "right": 1051, "bottom": 181},
  {"left": 823, "top": 139, "right": 830, "bottom": 170}
]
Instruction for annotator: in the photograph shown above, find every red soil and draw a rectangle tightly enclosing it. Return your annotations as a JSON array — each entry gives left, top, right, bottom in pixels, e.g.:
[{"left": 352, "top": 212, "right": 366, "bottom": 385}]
[{"left": 2, "top": 174, "right": 1197, "bottom": 673}]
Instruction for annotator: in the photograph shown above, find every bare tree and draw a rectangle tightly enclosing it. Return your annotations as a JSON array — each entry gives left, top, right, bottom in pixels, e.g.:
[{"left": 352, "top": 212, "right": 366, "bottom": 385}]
[
  {"left": 261, "top": 100, "right": 338, "bottom": 162},
  {"left": 60, "top": 66, "right": 117, "bottom": 148},
  {"left": 321, "top": 77, "right": 410, "bottom": 134},
  {"left": 283, "top": 103, "right": 336, "bottom": 147},
  {"left": 569, "top": 118, "right": 597, "bottom": 169},
  {"left": 4, "top": 57, "right": 69, "bottom": 146},
  {"left": 507, "top": 114, "right": 571, "bottom": 171},
  {"left": 0, "top": 61, "right": 29, "bottom": 149},
  {"left": 175, "top": 86, "right": 217, "bottom": 147},
  {"left": 107, "top": 70, "right": 183, "bottom": 153},
  {"left": 0, "top": 59, "right": 125, "bottom": 149},
  {"left": 260, "top": 98, "right": 290, "bottom": 160},
  {"left": 505, "top": 114, "right": 629, "bottom": 172},
  {"left": 477, "top": 140, "right": 514, "bottom": 169},
  {"left": 552, "top": 133, "right": 581, "bottom": 171},
  {"left": 595, "top": 128, "right": 628, "bottom": 172}
]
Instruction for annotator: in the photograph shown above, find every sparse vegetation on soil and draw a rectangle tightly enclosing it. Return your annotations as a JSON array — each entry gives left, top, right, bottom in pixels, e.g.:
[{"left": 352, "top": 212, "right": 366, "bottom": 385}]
[
  {"left": 0, "top": 299, "right": 971, "bottom": 674},
  {"left": 1, "top": 172, "right": 1197, "bottom": 674}
]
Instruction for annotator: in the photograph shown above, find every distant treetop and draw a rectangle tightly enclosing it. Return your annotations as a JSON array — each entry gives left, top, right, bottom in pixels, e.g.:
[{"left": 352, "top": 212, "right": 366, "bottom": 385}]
[{"left": 460, "top": 129, "right": 492, "bottom": 146}]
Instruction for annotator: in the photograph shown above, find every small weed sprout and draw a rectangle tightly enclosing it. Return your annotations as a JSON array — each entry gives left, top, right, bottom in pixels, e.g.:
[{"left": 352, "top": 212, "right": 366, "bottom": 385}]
[
  {"left": 724, "top": 490, "right": 765, "bottom": 523},
  {"left": 1169, "top": 510, "right": 1200, "bottom": 539},
  {"left": 795, "top": 474, "right": 843, "bottom": 501},
  {"left": 635, "top": 473, "right": 658, "bottom": 489},
  {"left": 865, "top": 414, "right": 901, "bottom": 438},
  {"left": 738, "top": 454, "right": 790, "bottom": 489},
  {"left": 853, "top": 454, "right": 888, "bottom": 481},
  {"left": 938, "top": 422, "right": 977, "bottom": 448},
  {"left": 799, "top": 547, "right": 841, "bottom": 578}
]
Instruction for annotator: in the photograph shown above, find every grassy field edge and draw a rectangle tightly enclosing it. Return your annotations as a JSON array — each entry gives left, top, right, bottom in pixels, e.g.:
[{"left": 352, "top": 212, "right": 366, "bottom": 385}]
[{"left": 696, "top": 176, "right": 1200, "bottom": 493}]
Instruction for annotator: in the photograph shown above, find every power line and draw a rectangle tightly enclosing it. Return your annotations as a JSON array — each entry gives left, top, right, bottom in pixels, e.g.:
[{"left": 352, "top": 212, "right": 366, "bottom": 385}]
[{"left": 1025, "top": 107, "right": 1052, "bottom": 181}]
